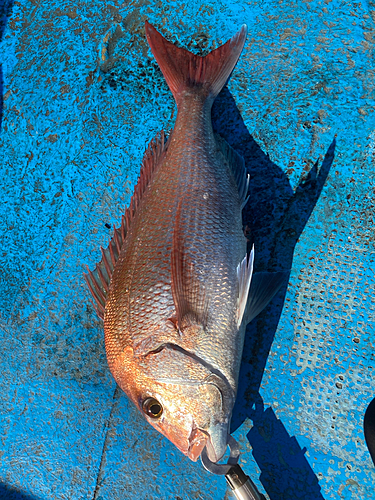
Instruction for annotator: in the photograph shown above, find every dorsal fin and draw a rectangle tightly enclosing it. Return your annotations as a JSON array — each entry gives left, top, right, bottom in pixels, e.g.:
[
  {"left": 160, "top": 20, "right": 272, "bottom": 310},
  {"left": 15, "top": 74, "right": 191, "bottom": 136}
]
[
  {"left": 84, "top": 131, "right": 168, "bottom": 319},
  {"left": 215, "top": 133, "right": 249, "bottom": 209}
]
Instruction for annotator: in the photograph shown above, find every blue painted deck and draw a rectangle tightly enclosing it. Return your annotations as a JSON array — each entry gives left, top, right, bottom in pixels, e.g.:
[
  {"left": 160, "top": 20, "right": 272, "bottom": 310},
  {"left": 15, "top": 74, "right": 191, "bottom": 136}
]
[{"left": 0, "top": 0, "right": 374, "bottom": 499}]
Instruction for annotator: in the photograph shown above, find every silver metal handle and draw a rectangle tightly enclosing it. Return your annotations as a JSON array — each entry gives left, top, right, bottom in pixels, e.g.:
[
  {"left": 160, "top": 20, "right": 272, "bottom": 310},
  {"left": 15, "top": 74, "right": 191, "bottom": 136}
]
[
  {"left": 225, "top": 465, "right": 267, "bottom": 500},
  {"left": 200, "top": 436, "right": 266, "bottom": 500}
]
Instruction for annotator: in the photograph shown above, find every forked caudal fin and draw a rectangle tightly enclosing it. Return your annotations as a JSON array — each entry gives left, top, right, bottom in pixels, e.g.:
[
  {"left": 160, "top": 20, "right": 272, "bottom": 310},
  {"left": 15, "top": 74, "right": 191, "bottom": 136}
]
[{"left": 145, "top": 21, "right": 247, "bottom": 105}]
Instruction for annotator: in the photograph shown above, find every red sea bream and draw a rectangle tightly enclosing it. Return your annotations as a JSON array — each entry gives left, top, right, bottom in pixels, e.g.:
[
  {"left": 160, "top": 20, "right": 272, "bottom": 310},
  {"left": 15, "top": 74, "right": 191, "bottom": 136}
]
[{"left": 85, "top": 22, "right": 284, "bottom": 463}]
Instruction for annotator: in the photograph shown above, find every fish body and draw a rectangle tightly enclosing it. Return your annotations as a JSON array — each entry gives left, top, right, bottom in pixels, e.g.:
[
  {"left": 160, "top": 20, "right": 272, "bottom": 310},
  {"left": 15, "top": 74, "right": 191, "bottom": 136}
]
[{"left": 85, "top": 22, "right": 281, "bottom": 463}]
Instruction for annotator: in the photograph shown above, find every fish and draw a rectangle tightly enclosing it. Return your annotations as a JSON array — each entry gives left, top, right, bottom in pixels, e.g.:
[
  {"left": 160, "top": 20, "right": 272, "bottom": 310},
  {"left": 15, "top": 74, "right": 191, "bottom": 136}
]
[{"left": 85, "top": 21, "right": 286, "bottom": 464}]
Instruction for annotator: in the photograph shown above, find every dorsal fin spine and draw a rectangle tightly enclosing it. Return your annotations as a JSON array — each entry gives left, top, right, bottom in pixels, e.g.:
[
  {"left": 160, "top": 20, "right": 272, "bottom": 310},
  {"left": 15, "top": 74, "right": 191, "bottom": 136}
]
[
  {"left": 97, "top": 266, "right": 109, "bottom": 292},
  {"left": 84, "top": 131, "right": 168, "bottom": 320},
  {"left": 85, "top": 265, "right": 106, "bottom": 304},
  {"left": 121, "top": 215, "right": 126, "bottom": 240},
  {"left": 125, "top": 207, "right": 131, "bottom": 230},
  {"left": 108, "top": 239, "right": 116, "bottom": 267},
  {"left": 113, "top": 225, "right": 121, "bottom": 254},
  {"left": 90, "top": 299, "right": 103, "bottom": 318},
  {"left": 101, "top": 247, "right": 112, "bottom": 277}
]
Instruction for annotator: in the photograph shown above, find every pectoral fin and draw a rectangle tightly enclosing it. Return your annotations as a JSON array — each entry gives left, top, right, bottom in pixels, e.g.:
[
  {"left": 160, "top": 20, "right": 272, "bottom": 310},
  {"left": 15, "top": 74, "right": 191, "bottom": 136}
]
[
  {"left": 171, "top": 202, "right": 209, "bottom": 331},
  {"left": 244, "top": 270, "right": 290, "bottom": 324},
  {"left": 237, "top": 246, "right": 255, "bottom": 328}
]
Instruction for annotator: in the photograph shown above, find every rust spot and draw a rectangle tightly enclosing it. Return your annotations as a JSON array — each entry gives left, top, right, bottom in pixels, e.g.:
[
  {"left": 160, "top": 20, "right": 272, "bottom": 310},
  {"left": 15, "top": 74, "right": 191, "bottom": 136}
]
[
  {"left": 86, "top": 71, "right": 94, "bottom": 87},
  {"left": 54, "top": 7, "right": 78, "bottom": 19},
  {"left": 46, "top": 134, "right": 58, "bottom": 143},
  {"left": 66, "top": 8, "right": 78, "bottom": 19},
  {"left": 60, "top": 84, "right": 71, "bottom": 94}
]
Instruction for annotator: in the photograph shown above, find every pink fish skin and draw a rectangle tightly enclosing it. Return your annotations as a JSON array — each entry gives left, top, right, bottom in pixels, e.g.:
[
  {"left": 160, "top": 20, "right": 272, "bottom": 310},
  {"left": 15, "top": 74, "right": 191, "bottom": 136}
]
[{"left": 85, "top": 22, "right": 252, "bottom": 463}]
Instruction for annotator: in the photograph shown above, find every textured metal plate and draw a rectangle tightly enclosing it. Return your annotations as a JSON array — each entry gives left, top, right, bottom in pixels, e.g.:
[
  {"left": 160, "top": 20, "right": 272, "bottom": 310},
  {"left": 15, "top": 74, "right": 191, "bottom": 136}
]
[{"left": 0, "top": 0, "right": 374, "bottom": 499}]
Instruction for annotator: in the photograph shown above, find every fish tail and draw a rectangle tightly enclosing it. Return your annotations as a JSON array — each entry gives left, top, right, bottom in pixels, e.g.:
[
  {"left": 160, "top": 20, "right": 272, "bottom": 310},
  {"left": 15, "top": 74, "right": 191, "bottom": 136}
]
[{"left": 145, "top": 21, "right": 247, "bottom": 105}]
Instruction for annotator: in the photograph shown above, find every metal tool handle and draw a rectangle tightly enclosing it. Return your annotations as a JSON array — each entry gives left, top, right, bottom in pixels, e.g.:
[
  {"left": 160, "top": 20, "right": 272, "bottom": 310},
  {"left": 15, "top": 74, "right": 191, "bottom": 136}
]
[
  {"left": 225, "top": 464, "right": 266, "bottom": 500},
  {"left": 201, "top": 436, "right": 266, "bottom": 500}
]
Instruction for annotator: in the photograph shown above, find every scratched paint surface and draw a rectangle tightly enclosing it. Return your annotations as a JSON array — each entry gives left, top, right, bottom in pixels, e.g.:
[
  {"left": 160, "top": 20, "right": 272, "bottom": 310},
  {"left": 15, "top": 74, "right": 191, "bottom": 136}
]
[{"left": 0, "top": 0, "right": 374, "bottom": 499}]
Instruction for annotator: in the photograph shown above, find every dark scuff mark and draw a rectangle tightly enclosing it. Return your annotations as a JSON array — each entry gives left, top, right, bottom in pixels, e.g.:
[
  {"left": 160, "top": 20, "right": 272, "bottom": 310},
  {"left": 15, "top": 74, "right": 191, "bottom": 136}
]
[{"left": 92, "top": 385, "right": 121, "bottom": 500}]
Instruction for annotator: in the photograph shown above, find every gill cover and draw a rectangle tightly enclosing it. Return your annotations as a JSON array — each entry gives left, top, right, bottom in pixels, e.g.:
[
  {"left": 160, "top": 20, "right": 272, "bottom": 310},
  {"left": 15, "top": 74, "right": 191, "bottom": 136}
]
[{"left": 139, "top": 344, "right": 234, "bottom": 462}]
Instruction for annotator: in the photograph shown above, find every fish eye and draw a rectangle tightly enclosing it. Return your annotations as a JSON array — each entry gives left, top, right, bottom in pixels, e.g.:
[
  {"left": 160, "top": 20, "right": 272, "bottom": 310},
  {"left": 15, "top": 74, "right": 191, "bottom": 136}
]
[{"left": 142, "top": 398, "right": 163, "bottom": 419}]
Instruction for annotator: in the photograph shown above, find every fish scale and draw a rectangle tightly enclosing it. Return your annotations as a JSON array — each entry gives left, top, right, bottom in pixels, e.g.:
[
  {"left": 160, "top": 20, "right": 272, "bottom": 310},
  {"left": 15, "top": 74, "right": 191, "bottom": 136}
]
[
  {"left": 85, "top": 22, "right": 285, "bottom": 464},
  {"left": 106, "top": 121, "right": 244, "bottom": 383}
]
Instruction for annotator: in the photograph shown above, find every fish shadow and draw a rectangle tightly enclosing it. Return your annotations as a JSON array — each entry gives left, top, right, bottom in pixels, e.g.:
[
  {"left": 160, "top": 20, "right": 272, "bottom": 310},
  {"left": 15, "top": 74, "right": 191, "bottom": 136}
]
[
  {"left": 212, "top": 87, "right": 335, "bottom": 500},
  {"left": 247, "top": 398, "right": 324, "bottom": 499},
  {"left": 0, "top": 483, "right": 42, "bottom": 500},
  {"left": 0, "top": 0, "right": 15, "bottom": 133},
  {"left": 364, "top": 396, "right": 375, "bottom": 466}
]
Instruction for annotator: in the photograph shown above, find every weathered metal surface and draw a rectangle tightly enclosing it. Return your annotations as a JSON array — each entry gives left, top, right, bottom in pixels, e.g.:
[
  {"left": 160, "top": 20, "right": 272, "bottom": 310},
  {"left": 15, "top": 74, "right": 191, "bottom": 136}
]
[{"left": 0, "top": 0, "right": 374, "bottom": 499}]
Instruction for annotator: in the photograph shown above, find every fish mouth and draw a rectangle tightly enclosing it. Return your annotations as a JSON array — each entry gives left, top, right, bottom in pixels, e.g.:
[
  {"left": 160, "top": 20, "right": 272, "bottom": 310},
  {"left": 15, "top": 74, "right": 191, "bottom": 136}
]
[
  {"left": 187, "top": 426, "right": 209, "bottom": 461},
  {"left": 193, "top": 373, "right": 232, "bottom": 462},
  {"left": 203, "top": 421, "right": 230, "bottom": 462},
  {"left": 187, "top": 420, "right": 229, "bottom": 463}
]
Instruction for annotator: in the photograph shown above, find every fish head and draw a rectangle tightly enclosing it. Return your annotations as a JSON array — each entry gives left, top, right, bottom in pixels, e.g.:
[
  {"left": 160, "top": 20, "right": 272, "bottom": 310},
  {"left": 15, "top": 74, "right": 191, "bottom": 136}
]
[
  {"left": 111, "top": 344, "right": 234, "bottom": 462},
  {"left": 139, "top": 375, "right": 229, "bottom": 462}
]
